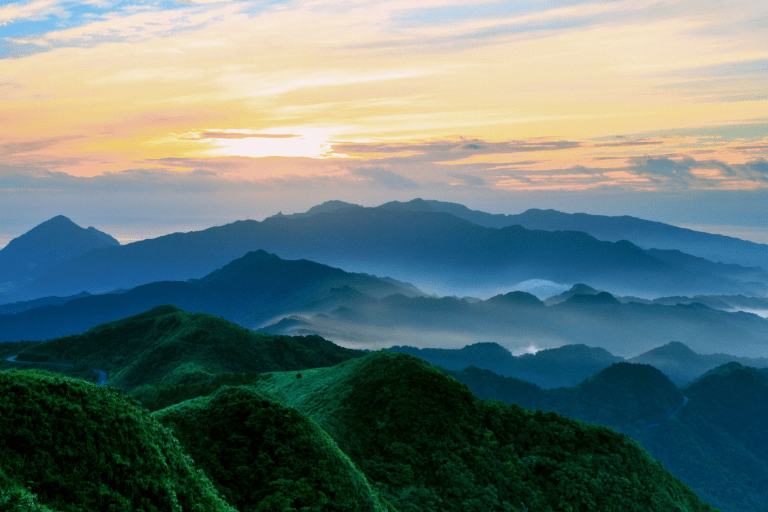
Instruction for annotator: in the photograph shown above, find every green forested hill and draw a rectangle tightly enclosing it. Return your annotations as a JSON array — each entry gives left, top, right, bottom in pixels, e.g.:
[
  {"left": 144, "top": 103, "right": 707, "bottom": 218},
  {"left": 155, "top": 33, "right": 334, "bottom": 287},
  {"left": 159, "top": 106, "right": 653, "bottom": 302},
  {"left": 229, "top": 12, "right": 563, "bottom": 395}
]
[
  {"left": 448, "top": 362, "right": 768, "bottom": 512},
  {"left": 7, "top": 305, "right": 367, "bottom": 410},
  {"left": 154, "top": 386, "right": 393, "bottom": 512},
  {"left": 1, "top": 309, "right": 719, "bottom": 511},
  {"left": 252, "top": 351, "right": 715, "bottom": 512},
  {"left": 0, "top": 369, "right": 235, "bottom": 512}
]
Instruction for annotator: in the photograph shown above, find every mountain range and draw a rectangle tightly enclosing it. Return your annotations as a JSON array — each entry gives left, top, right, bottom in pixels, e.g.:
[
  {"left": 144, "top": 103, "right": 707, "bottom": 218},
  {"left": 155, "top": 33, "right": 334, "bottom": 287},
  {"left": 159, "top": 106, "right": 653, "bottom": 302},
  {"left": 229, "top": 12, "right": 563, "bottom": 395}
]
[
  {"left": 259, "top": 283, "right": 768, "bottom": 358},
  {"left": 2, "top": 251, "right": 767, "bottom": 358},
  {"left": 2, "top": 199, "right": 767, "bottom": 510},
  {"left": 0, "top": 250, "right": 420, "bottom": 342},
  {"left": 369, "top": 198, "right": 768, "bottom": 269},
  {"left": 3, "top": 200, "right": 767, "bottom": 303},
  {"left": 388, "top": 340, "right": 768, "bottom": 388}
]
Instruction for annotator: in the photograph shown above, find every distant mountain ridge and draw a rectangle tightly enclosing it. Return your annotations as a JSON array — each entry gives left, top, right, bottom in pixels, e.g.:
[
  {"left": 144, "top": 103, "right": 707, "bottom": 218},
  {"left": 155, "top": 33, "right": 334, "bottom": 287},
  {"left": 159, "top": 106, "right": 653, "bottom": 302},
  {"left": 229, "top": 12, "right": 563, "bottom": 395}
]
[
  {"left": 372, "top": 198, "right": 768, "bottom": 269},
  {"left": 7, "top": 204, "right": 767, "bottom": 302},
  {"left": 390, "top": 339, "right": 768, "bottom": 387},
  {"left": 261, "top": 283, "right": 768, "bottom": 358},
  {"left": 0, "top": 250, "right": 421, "bottom": 341}
]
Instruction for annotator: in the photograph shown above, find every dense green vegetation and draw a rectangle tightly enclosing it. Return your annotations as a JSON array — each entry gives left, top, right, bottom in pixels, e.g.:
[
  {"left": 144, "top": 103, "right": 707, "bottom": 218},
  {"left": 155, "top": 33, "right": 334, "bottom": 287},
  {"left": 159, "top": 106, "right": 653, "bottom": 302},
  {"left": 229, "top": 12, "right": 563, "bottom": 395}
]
[
  {"left": 154, "top": 386, "right": 392, "bottom": 512},
  {"left": 12, "top": 305, "right": 366, "bottom": 406},
  {"left": 449, "top": 361, "right": 768, "bottom": 512},
  {"left": 253, "top": 351, "right": 715, "bottom": 512},
  {"left": 0, "top": 307, "right": 721, "bottom": 511},
  {"left": 0, "top": 369, "right": 234, "bottom": 512}
]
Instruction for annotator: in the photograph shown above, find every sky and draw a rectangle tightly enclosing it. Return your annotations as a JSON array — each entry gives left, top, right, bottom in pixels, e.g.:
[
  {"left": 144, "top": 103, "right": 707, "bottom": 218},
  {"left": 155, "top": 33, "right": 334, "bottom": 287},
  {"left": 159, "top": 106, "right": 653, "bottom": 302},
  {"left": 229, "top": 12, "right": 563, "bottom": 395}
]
[{"left": 1, "top": 0, "right": 767, "bottom": 245}]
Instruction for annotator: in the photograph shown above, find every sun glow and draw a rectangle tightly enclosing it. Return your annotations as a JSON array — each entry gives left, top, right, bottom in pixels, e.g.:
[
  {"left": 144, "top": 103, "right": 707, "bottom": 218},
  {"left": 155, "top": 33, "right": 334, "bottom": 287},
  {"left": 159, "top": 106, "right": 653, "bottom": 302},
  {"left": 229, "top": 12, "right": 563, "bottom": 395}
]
[{"left": 191, "top": 129, "right": 340, "bottom": 159}]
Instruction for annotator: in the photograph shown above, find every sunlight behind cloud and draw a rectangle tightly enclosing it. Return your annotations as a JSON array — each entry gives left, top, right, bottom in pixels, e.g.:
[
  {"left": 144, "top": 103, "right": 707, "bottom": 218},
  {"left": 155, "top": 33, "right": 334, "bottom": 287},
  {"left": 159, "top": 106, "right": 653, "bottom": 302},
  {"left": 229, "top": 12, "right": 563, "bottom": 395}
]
[{"left": 199, "top": 129, "right": 339, "bottom": 159}]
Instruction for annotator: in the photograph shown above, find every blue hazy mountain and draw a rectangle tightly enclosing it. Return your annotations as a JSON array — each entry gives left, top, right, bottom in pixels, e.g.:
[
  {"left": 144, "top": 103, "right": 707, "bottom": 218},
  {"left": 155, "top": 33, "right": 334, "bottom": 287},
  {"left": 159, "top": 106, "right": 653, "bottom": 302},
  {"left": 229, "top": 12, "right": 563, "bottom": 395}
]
[
  {"left": 261, "top": 287, "right": 768, "bottom": 358},
  {"left": 0, "top": 291, "right": 92, "bottom": 315},
  {"left": 390, "top": 340, "right": 768, "bottom": 388},
  {"left": 0, "top": 215, "right": 118, "bottom": 297},
  {"left": 377, "top": 198, "right": 768, "bottom": 269},
  {"left": 0, "top": 250, "right": 420, "bottom": 341},
  {"left": 388, "top": 342, "right": 623, "bottom": 388},
  {"left": 10, "top": 204, "right": 767, "bottom": 301},
  {"left": 7, "top": 248, "right": 765, "bottom": 357}
]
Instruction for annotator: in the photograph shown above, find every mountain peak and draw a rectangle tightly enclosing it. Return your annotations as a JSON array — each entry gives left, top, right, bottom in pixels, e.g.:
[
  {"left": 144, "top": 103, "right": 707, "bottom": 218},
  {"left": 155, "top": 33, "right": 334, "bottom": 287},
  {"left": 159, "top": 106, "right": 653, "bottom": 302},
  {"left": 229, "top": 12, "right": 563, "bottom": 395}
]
[
  {"left": 305, "top": 200, "right": 360, "bottom": 214},
  {"left": 379, "top": 198, "right": 436, "bottom": 212},
  {"left": 562, "top": 291, "right": 620, "bottom": 306},
  {"left": 0, "top": 216, "right": 119, "bottom": 285},
  {"left": 568, "top": 283, "right": 599, "bottom": 294},
  {"left": 640, "top": 341, "right": 698, "bottom": 359},
  {"left": 486, "top": 291, "right": 544, "bottom": 306}
]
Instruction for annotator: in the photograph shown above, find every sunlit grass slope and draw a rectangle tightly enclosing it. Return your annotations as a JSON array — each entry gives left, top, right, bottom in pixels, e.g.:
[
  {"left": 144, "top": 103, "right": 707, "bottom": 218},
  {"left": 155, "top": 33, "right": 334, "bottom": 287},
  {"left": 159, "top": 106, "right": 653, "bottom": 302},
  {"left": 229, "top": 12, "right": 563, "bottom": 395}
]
[
  {"left": 252, "top": 351, "right": 716, "bottom": 512},
  {"left": 154, "top": 385, "right": 393, "bottom": 512},
  {"left": 0, "top": 369, "right": 235, "bottom": 512},
  {"left": 12, "top": 305, "right": 366, "bottom": 409}
]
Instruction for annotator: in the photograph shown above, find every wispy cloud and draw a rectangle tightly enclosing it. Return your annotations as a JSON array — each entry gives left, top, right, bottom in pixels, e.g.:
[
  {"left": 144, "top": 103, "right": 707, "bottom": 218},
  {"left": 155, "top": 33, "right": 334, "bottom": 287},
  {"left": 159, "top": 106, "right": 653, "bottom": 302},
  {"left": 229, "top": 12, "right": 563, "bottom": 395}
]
[{"left": 0, "top": 0, "right": 64, "bottom": 26}]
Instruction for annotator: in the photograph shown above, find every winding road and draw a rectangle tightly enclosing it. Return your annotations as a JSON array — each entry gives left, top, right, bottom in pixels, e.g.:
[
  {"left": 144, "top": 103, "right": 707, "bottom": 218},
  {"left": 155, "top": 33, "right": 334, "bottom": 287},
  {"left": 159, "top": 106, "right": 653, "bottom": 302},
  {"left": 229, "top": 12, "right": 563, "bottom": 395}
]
[{"left": 5, "top": 355, "right": 107, "bottom": 387}]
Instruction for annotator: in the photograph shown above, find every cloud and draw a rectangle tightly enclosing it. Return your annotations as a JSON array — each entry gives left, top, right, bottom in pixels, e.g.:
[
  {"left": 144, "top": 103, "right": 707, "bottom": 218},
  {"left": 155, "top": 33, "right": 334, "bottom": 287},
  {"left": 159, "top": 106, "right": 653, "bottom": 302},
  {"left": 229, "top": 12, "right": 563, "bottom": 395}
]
[
  {"left": 449, "top": 173, "right": 487, "bottom": 186},
  {"left": 352, "top": 167, "right": 419, "bottom": 189},
  {"left": 0, "top": 0, "right": 63, "bottom": 26},
  {"left": 593, "top": 140, "right": 665, "bottom": 148},
  {"left": 199, "top": 132, "right": 300, "bottom": 139},
  {"left": 332, "top": 138, "right": 582, "bottom": 164},
  {"left": 0, "top": 136, "right": 82, "bottom": 156},
  {"left": 630, "top": 156, "right": 696, "bottom": 179}
]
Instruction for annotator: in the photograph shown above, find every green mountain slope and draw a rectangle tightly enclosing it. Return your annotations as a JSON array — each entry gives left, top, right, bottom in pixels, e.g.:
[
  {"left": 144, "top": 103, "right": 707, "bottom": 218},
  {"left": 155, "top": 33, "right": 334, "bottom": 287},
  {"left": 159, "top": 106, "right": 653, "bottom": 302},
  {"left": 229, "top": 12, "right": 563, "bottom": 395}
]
[
  {"left": 154, "top": 386, "right": 392, "bottom": 512},
  {"left": 10, "top": 305, "right": 366, "bottom": 409},
  {"left": 252, "top": 351, "right": 715, "bottom": 512},
  {"left": 448, "top": 361, "right": 768, "bottom": 512},
  {"left": 0, "top": 369, "right": 235, "bottom": 512}
]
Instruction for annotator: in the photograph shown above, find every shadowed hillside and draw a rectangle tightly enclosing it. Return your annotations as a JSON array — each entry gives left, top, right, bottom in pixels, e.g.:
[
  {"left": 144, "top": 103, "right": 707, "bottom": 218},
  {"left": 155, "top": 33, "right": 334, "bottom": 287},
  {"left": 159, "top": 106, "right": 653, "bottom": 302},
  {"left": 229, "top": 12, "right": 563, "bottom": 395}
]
[
  {"left": 0, "top": 369, "right": 235, "bottom": 511},
  {"left": 154, "top": 386, "right": 392, "bottom": 512}
]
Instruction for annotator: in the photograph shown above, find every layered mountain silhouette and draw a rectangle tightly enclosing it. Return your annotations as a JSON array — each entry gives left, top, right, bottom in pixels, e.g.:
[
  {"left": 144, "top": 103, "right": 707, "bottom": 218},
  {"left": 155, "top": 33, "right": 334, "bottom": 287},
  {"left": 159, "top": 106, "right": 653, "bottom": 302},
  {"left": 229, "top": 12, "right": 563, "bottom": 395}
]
[
  {"left": 7, "top": 202, "right": 767, "bottom": 302},
  {"left": 372, "top": 198, "right": 768, "bottom": 269},
  {"left": 4, "top": 250, "right": 767, "bottom": 359},
  {"left": 390, "top": 340, "right": 768, "bottom": 388},
  {"left": 0, "top": 250, "right": 420, "bottom": 341},
  {"left": 389, "top": 342, "right": 622, "bottom": 388},
  {"left": 260, "top": 285, "right": 768, "bottom": 358},
  {"left": 447, "top": 360, "right": 768, "bottom": 512},
  {"left": 0, "top": 215, "right": 118, "bottom": 295}
]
